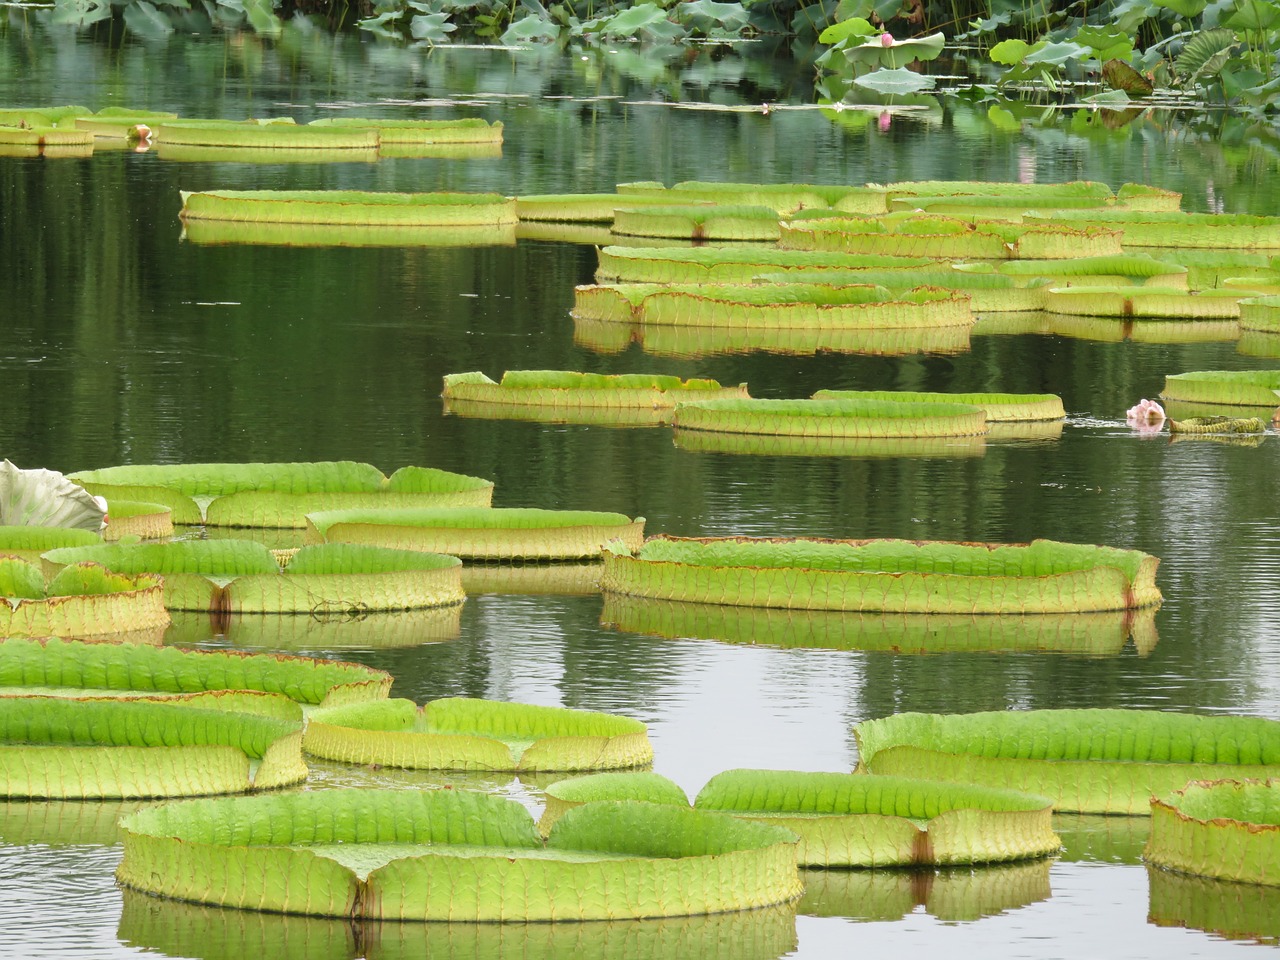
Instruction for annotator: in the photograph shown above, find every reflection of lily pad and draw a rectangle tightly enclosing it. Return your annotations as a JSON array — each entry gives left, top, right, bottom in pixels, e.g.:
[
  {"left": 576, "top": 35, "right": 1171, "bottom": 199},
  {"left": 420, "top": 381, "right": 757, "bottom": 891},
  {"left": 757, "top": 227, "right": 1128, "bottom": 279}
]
[
  {"left": 304, "top": 697, "right": 653, "bottom": 772},
  {"left": 1055, "top": 813, "right": 1149, "bottom": 863},
  {"left": 599, "top": 594, "right": 1159, "bottom": 656},
  {"left": 857, "top": 710, "right": 1280, "bottom": 813},
  {"left": 799, "top": 859, "right": 1051, "bottom": 921},
  {"left": 1148, "top": 864, "right": 1280, "bottom": 943},
  {"left": 117, "top": 888, "right": 801, "bottom": 959},
  {"left": 694, "top": 769, "right": 1059, "bottom": 866},
  {"left": 459, "top": 562, "right": 603, "bottom": 596},
  {"left": 118, "top": 791, "right": 803, "bottom": 919},
  {"left": 165, "top": 605, "right": 462, "bottom": 650},
  {"left": 0, "top": 798, "right": 146, "bottom": 846}
]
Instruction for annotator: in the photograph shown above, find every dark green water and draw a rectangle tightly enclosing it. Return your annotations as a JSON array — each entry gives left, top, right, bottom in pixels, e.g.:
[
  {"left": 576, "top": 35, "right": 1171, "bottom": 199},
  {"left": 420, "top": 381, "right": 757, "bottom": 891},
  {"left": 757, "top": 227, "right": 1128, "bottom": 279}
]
[{"left": 3, "top": 16, "right": 1280, "bottom": 958}]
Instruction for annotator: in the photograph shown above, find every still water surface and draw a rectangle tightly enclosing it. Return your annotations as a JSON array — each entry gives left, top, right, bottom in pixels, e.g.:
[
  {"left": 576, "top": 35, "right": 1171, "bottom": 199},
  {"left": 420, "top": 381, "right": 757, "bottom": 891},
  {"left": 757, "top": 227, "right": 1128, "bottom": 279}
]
[{"left": 2, "top": 20, "right": 1280, "bottom": 959}]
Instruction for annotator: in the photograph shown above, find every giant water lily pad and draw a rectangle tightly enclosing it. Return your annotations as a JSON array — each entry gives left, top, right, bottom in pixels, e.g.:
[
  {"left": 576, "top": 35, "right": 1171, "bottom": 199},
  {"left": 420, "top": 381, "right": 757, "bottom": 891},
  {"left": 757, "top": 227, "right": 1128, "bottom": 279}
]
[
  {"left": 809, "top": 390, "right": 1064, "bottom": 422},
  {"left": 303, "top": 697, "right": 653, "bottom": 772},
  {"left": 601, "top": 536, "right": 1161, "bottom": 614},
  {"left": 1042, "top": 286, "right": 1243, "bottom": 318},
  {"left": 1161, "top": 370, "right": 1280, "bottom": 408},
  {"left": 595, "top": 245, "right": 937, "bottom": 283},
  {"left": 41, "top": 541, "right": 464, "bottom": 614},
  {"left": 0, "top": 525, "right": 101, "bottom": 563},
  {"left": 855, "top": 709, "right": 1280, "bottom": 813},
  {"left": 154, "top": 120, "right": 378, "bottom": 150},
  {"left": 1147, "top": 778, "right": 1280, "bottom": 886},
  {"left": 305, "top": 507, "right": 645, "bottom": 561},
  {"left": 694, "top": 769, "right": 1059, "bottom": 866},
  {"left": 616, "top": 180, "right": 888, "bottom": 216},
  {"left": 0, "top": 636, "right": 391, "bottom": 706},
  {"left": 0, "top": 559, "right": 169, "bottom": 638},
  {"left": 441, "top": 370, "right": 749, "bottom": 426},
  {"left": 307, "top": 117, "right": 503, "bottom": 144},
  {"left": 612, "top": 205, "right": 785, "bottom": 242},
  {"left": 537, "top": 772, "right": 688, "bottom": 834},
  {"left": 0, "top": 696, "right": 305, "bottom": 798},
  {"left": 574, "top": 283, "right": 971, "bottom": 331},
  {"left": 1241, "top": 296, "right": 1280, "bottom": 333},
  {"left": 116, "top": 887, "right": 800, "bottom": 959},
  {"left": 180, "top": 190, "right": 517, "bottom": 226},
  {"left": 670, "top": 397, "right": 988, "bottom": 440},
  {"left": 1030, "top": 211, "right": 1280, "bottom": 248},
  {"left": 117, "top": 790, "right": 803, "bottom": 919},
  {"left": 67, "top": 462, "right": 493, "bottom": 527}
]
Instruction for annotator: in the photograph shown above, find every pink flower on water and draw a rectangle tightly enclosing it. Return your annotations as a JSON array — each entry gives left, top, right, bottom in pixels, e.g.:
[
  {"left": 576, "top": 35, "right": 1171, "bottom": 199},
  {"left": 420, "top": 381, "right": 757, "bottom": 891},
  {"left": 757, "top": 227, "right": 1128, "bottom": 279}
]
[
  {"left": 1126, "top": 398, "right": 1166, "bottom": 431},
  {"left": 878, "top": 110, "right": 892, "bottom": 132},
  {"left": 880, "top": 32, "right": 895, "bottom": 46}
]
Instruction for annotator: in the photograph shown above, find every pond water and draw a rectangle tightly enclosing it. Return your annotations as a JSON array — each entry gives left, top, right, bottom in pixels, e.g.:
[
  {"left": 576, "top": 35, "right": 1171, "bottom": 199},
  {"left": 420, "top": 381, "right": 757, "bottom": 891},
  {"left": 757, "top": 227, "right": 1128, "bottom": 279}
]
[{"left": 2, "top": 17, "right": 1280, "bottom": 959}]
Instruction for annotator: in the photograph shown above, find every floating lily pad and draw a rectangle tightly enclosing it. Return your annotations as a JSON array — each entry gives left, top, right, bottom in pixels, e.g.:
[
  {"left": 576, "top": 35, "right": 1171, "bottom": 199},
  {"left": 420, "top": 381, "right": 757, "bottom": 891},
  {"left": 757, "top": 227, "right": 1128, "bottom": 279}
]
[
  {"left": 1147, "top": 779, "right": 1280, "bottom": 886},
  {"left": 671, "top": 397, "right": 988, "bottom": 439},
  {"left": 694, "top": 769, "right": 1059, "bottom": 866},
  {"left": 179, "top": 190, "right": 518, "bottom": 226},
  {"left": 67, "top": 462, "right": 493, "bottom": 528},
  {"left": 601, "top": 536, "right": 1161, "bottom": 614},
  {"left": 856, "top": 709, "right": 1280, "bottom": 813},
  {"left": 303, "top": 697, "right": 653, "bottom": 772},
  {"left": 1160, "top": 370, "right": 1280, "bottom": 407},
  {"left": 305, "top": 507, "right": 644, "bottom": 561},
  {"left": 0, "top": 560, "right": 169, "bottom": 638},
  {"left": 0, "top": 635, "right": 392, "bottom": 706},
  {"left": 42, "top": 541, "right": 465, "bottom": 614},
  {"left": 441, "top": 370, "right": 749, "bottom": 425},
  {"left": 538, "top": 772, "right": 689, "bottom": 834},
  {"left": 0, "top": 696, "right": 305, "bottom": 798},
  {"left": 117, "top": 790, "right": 803, "bottom": 919},
  {"left": 102, "top": 500, "right": 173, "bottom": 541},
  {"left": 616, "top": 180, "right": 887, "bottom": 216}
]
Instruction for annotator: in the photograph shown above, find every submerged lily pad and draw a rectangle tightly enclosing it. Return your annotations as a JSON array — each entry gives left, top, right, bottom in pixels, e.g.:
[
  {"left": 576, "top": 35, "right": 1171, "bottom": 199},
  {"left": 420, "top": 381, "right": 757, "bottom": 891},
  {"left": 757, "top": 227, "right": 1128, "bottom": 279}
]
[
  {"left": 0, "top": 696, "right": 305, "bottom": 798},
  {"left": 856, "top": 709, "right": 1280, "bottom": 813},
  {"left": 305, "top": 507, "right": 645, "bottom": 561},
  {"left": 694, "top": 769, "right": 1059, "bottom": 866},
  {"left": 1147, "top": 779, "right": 1280, "bottom": 886},
  {"left": 601, "top": 536, "right": 1161, "bottom": 614},
  {"left": 117, "top": 790, "right": 803, "bottom": 919},
  {"left": 67, "top": 462, "right": 493, "bottom": 527},
  {"left": 303, "top": 697, "right": 653, "bottom": 772}
]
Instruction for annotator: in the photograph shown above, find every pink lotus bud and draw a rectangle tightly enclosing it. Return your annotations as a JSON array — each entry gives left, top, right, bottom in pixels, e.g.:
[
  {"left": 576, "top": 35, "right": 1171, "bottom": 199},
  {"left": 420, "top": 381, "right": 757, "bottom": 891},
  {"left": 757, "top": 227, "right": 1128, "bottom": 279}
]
[
  {"left": 880, "top": 32, "right": 894, "bottom": 46},
  {"left": 878, "top": 110, "right": 892, "bottom": 132},
  {"left": 1126, "top": 398, "right": 1166, "bottom": 429}
]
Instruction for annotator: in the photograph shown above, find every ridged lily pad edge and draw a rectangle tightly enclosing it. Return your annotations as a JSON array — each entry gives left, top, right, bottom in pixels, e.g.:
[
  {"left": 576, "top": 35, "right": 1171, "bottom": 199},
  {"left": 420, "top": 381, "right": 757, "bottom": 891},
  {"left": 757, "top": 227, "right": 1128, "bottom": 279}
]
[
  {"left": 116, "top": 790, "right": 803, "bottom": 920},
  {"left": 302, "top": 697, "right": 654, "bottom": 772},
  {"left": 1146, "top": 778, "right": 1280, "bottom": 886},
  {"left": 600, "top": 536, "right": 1162, "bottom": 614},
  {"left": 855, "top": 710, "right": 1280, "bottom": 814}
]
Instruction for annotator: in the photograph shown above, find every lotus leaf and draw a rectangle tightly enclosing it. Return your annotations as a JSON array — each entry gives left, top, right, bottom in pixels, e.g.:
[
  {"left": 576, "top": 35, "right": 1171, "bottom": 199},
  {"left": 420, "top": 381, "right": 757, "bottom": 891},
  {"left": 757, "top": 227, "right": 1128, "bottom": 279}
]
[
  {"left": 67, "top": 462, "right": 493, "bottom": 527},
  {"left": 304, "top": 507, "right": 644, "bottom": 561},
  {"left": 303, "top": 697, "right": 653, "bottom": 771},
  {"left": 694, "top": 769, "right": 1058, "bottom": 866},
  {"left": 117, "top": 790, "right": 803, "bottom": 919},
  {"left": 856, "top": 709, "right": 1280, "bottom": 813},
  {"left": 1147, "top": 779, "right": 1280, "bottom": 886},
  {"left": 601, "top": 536, "right": 1161, "bottom": 614}
]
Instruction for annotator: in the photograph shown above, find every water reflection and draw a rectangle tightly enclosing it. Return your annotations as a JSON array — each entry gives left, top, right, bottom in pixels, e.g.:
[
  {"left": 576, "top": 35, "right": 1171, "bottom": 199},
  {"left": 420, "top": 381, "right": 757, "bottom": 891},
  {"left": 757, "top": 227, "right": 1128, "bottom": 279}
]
[
  {"left": 116, "top": 889, "right": 800, "bottom": 960},
  {"left": 1147, "top": 866, "right": 1280, "bottom": 945},
  {"left": 164, "top": 606, "right": 464, "bottom": 650}
]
